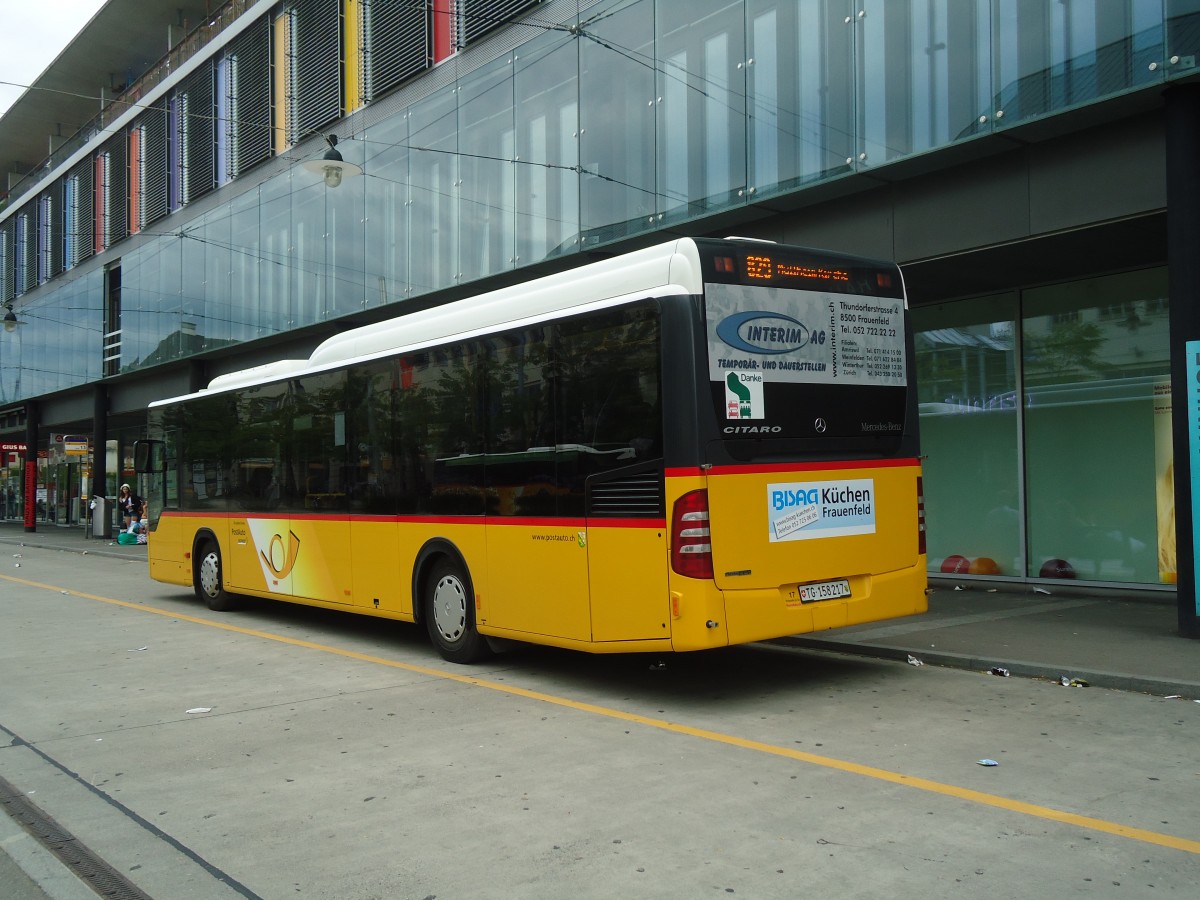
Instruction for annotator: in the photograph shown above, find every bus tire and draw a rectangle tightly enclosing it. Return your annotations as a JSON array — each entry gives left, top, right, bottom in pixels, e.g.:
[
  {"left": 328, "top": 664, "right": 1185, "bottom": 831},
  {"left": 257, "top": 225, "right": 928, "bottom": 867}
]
[
  {"left": 424, "top": 558, "right": 490, "bottom": 664},
  {"left": 195, "top": 540, "right": 238, "bottom": 611}
]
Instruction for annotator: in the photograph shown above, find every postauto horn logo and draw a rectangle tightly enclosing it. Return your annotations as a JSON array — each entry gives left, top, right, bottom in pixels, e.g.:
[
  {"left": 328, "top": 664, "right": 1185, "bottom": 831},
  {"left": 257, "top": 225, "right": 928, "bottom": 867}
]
[{"left": 716, "top": 311, "right": 813, "bottom": 355}]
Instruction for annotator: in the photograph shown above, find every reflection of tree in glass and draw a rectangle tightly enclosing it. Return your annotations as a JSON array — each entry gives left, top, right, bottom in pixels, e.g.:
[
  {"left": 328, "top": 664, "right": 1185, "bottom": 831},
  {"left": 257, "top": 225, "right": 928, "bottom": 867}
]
[
  {"left": 1025, "top": 321, "right": 1113, "bottom": 383},
  {"left": 914, "top": 342, "right": 967, "bottom": 404},
  {"left": 559, "top": 310, "right": 660, "bottom": 450},
  {"left": 425, "top": 348, "right": 486, "bottom": 458}
]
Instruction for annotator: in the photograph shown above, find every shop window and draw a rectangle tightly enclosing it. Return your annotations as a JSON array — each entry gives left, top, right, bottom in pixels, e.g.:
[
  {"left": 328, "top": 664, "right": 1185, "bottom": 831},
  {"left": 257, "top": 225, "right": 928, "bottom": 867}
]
[
  {"left": 914, "top": 294, "right": 1021, "bottom": 578},
  {"left": 1023, "top": 268, "right": 1170, "bottom": 584}
]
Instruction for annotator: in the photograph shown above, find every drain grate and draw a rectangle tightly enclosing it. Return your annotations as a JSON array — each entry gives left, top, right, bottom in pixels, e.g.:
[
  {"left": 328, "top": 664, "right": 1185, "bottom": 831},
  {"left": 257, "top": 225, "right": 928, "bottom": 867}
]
[{"left": 0, "top": 774, "right": 154, "bottom": 900}]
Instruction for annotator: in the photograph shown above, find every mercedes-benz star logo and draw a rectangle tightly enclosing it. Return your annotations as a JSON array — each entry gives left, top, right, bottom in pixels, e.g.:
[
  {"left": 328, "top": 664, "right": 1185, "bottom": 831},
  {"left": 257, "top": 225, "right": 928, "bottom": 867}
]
[{"left": 814, "top": 418, "right": 827, "bottom": 433}]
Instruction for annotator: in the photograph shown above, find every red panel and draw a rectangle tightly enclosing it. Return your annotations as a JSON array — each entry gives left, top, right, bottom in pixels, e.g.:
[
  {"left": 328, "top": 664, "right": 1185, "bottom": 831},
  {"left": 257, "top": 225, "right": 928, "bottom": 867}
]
[{"left": 433, "top": 0, "right": 454, "bottom": 62}]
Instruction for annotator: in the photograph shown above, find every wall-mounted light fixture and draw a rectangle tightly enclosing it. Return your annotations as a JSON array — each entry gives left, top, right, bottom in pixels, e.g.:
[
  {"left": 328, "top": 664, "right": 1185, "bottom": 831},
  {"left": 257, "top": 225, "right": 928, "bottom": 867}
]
[
  {"left": 3, "top": 302, "right": 25, "bottom": 333},
  {"left": 302, "top": 134, "right": 362, "bottom": 188}
]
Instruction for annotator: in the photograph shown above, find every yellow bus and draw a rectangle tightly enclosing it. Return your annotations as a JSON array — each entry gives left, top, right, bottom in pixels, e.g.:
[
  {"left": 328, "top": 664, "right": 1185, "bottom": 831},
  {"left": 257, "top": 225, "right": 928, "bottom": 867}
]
[{"left": 136, "top": 237, "right": 927, "bottom": 663}]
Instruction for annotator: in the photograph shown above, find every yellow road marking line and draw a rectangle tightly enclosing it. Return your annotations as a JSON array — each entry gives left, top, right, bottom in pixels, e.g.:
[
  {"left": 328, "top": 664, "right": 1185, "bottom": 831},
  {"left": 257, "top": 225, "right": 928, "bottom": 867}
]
[{"left": 6, "top": 572, "right": 1199, "bottom": 856}]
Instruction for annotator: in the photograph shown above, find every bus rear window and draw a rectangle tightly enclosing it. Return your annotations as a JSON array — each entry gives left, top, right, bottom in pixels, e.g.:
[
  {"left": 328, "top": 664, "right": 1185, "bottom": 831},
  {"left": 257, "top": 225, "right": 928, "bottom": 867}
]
[{"left": 703, "top": 269, "right": 910, "bottom": 445}]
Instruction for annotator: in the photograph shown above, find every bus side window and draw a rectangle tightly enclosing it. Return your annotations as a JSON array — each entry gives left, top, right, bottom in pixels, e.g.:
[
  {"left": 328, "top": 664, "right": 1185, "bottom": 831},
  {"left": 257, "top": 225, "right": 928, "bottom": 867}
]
[
  {"left": 484, "top": 325, "right": 555, "bottom": 517},
  {"left": 556, "top": 305, "right": 662, "bottom": 514}
]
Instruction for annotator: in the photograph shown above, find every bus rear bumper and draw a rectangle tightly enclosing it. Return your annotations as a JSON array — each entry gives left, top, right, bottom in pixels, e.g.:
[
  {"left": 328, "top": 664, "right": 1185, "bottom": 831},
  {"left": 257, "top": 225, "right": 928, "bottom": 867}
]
[{"left": 722, "top": 565, "right": 928, "bottom": 646}]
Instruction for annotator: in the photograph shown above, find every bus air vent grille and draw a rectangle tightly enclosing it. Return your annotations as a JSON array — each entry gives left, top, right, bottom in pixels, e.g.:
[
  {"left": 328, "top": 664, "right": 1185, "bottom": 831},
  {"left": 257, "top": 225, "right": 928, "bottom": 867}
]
[{"left": 587, "top": 474, "right": 664, "bottom": 518}]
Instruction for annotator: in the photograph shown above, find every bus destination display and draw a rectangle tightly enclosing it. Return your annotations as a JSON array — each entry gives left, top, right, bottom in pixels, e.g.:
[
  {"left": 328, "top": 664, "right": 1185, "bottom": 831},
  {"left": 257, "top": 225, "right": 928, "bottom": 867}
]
[{"left": 744, "top": 254, "right": 851, "bottom": 286}]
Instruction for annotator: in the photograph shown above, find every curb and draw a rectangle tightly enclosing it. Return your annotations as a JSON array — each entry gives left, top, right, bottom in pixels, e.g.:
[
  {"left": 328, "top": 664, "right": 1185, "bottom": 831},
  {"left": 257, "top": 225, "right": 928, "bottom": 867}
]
[
  {"left": 775, "top": 635, "right": 1200, "bottom": 700},
  {"left": 0, "top": 536, "right": 146, "bottom": 562}
]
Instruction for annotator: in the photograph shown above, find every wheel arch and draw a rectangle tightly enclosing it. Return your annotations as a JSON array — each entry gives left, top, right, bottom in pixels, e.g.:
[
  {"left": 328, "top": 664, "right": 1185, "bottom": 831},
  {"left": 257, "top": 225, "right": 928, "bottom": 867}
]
[
  {"left": 191, "top": 528, "right": 222, "bottom": 581},
  {"left": 411, "top": 538, "right": 471, "bottom": 625}
]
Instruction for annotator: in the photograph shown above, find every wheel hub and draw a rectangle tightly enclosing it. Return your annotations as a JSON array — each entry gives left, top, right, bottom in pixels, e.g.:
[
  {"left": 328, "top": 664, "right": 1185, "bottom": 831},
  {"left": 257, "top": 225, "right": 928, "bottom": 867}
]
[{"left": 432, "top": 575, "right": 466, "bottom": 641}]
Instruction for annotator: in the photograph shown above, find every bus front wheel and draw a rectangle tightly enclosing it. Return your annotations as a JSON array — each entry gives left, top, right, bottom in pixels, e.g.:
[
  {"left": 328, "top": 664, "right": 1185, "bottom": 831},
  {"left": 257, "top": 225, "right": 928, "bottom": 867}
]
[
  {"left": 424, "top": 558, "right": 490, "bottom": 664},
  {"left": 195, "top": 541, "right": 238, "bottom": 611}
]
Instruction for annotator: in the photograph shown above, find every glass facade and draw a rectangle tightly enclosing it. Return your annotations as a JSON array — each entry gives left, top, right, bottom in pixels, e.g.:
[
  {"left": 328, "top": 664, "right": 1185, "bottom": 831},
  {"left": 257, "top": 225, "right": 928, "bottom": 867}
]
[
  {"left": 915, "top": 268, "right": 1171, "bottom": 586},
  {"left": 4, "top": 0, "right": 1195, "bottom": 396},
  {"left": 0, "top": 0, "right": 1191, "bottom": 588}
]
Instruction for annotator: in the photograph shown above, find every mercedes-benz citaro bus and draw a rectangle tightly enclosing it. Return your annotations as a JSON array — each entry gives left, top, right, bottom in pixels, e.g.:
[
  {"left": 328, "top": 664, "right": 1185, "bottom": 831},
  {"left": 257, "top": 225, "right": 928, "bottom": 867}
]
[{"left": 136, "top": 237, "right": 927, "bottom": 663}]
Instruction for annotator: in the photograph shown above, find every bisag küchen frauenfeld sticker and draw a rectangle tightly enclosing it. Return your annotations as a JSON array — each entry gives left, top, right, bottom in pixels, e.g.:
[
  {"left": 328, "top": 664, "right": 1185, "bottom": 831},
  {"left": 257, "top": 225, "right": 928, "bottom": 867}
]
[{"left": 767, "top": 478, "right": 876, "bottom": 542}]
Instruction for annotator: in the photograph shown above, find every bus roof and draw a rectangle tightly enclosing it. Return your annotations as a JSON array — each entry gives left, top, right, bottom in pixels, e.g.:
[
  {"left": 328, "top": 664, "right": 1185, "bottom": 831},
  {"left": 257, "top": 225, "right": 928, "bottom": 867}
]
[
  {"left": 151, "top": 237, "right": 706, "bottom": 407},
  {"left": 306, "top": 238, "right": 704, "bottom": 368}
]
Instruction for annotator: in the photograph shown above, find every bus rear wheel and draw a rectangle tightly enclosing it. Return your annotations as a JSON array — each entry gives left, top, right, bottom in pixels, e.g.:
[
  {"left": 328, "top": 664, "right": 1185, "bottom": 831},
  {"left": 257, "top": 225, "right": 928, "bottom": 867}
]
[
  {"left": 424, "top": 558, "right": 490, "bottom": 664},
  {"left": 195, "top": 540, "right": 238, "bottom": 611}
]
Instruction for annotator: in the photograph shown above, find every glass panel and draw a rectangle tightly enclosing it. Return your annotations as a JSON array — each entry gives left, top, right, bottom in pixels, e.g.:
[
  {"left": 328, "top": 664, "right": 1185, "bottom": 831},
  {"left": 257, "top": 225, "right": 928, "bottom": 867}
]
[
  {"left": 1166, "top": 0, "right": 1200, "bottom": 74},
  {"left": 225, "top": 189, "right": 262, "bottom": 338},
  {"left": 555, "top": 305, "right": 663, "bottom": 517},
  {"left": 1022, "top": 268, "right": 1170, "bottom": 584},
  {"left": 364, "top": 113, "right": 410, "bottom": 309},
  {"left": 191, "top": 204, "right": 243, "bottom": 349},
  {"left": 914, "top": 294, "right": 1021, "bottom": 578},
  {"left": 289, "top": 370, "right": 348, "bottom": 512},
  {"left": 291, "top": 171, "right": 326, "bottom": 327},
  {"left": 325, "top": 135, "right": 367, "bottom": 318},
  {"left": 259, "top": 176, "right": 293, "bottom": 332},
  {"left": 459, "top": 56, "right": 516, "bottom": 284},
  {"left": 409, "top": 86, "right": 459, "bottom": 297},
  {"left": 484, "top": 324, "right": 556, "bottom": 516},
  {"left": 181, "top": 208, "right": 209, "bottom": 348},
  {"left": 856, "top": 0, "right": 992, "bottom": 164},
  {"left": 656, "top": 0, "right": 747, "bottom": 220},
  {"left": 347, "top": 361, "right": 399, "bottom": 514},
  {"left": 993, "top": 0, "right": 1163, "bottom": 128},
  {"left": 515, "top": 30, "right": 579, "bottom": 265},
  {"left": 578, "top": 0, "right": 657, "bottom": 245},
  {"left": 232, "top": 380, "right": 289, "bottom": 509},
  {"left": 416, "top": 342, "right": 486, "bottom": 515},
  {"left": 127, "top": 246, "right": 152, "bottom": 370},
  {"left": 75, "top": 271, "right": 104, "bottom": 384},
  {"left": 15, "top": 270, "right": 107, "bottom": 398},
  {"left": 747, "top": 0, "right": 853, "bottom": 193}
]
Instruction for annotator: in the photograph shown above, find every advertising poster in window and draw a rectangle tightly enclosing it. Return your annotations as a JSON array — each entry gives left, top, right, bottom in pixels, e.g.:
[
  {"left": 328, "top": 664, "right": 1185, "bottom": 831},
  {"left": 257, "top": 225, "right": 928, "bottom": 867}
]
[
  {"left": 705, "top": 284, "right": 907, "bottom": 400},
  {"left": 1154, "top": 379, "right": 1175, "bottom": 584},
  {"left": 1187, "top": 343, "right": 1200, "bottom": 611}
]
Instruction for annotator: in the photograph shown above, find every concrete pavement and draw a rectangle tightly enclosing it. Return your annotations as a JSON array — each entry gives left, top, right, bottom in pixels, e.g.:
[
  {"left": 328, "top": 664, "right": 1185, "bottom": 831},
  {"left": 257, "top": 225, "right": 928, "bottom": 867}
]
[
  {"left": 1, "top": 520, "right": 1198, "bottom": 898},
  {"left": 2, "top": 521, "right": 1197, "bottom": 698}
]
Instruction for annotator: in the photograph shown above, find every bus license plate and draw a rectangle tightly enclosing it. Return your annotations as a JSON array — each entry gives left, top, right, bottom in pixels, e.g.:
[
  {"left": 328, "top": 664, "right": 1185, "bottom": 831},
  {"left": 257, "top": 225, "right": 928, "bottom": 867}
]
[{"left": 797, "top": 579, "right": 851, "bottom": 603}]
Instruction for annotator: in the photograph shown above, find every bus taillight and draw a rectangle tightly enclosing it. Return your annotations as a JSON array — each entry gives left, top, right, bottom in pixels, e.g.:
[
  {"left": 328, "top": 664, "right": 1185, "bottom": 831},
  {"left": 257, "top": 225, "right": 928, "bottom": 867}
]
[
  {"left": 917, "top": 476, "right": 927, "bottom": 555},
  {"left": 671, "top": 489, "right": 714, "bottom": 579}
]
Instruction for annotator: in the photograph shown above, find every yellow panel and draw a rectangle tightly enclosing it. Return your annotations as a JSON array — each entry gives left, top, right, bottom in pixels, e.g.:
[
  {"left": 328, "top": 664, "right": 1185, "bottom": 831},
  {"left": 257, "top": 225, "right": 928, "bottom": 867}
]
[
  {"left": 227, "top": 515, "right": 288, "bottom": 593},
  {"left": 588, "top": 523, "right": 669, "bottom": 642},
  {"left": 707, "top": 463, "right": 922, "bottom": 591},
  {"left": 343, "top": 0, "right": 361, "bottom": 113},
  {"left": 146, "top": 513, "right": 191, "bottom": 586},
  {"left": 273, "top": 13, "right": 290, "bottom": 153},
  {"left": 484, "top": 521, "right": 590, "bottom": 641},
  {"left": 288, "top": 518, "right": 354, "bottom": 604},
  {"left": 349, "top": 519, "right": 401, "bottom": 611}
]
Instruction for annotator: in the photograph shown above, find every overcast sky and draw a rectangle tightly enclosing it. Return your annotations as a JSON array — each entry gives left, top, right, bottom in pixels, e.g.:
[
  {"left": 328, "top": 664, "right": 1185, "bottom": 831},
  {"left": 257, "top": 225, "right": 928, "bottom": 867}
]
[{"left": 0, "top": 1, "right": 108, "bottom": 118}]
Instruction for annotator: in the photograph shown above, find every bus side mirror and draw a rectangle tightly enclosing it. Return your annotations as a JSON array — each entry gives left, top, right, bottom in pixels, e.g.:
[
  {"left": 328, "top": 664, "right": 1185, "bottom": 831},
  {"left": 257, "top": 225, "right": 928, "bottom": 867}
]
[{"left": 134, "top": 440, "right": 166, "bottom": 474}]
